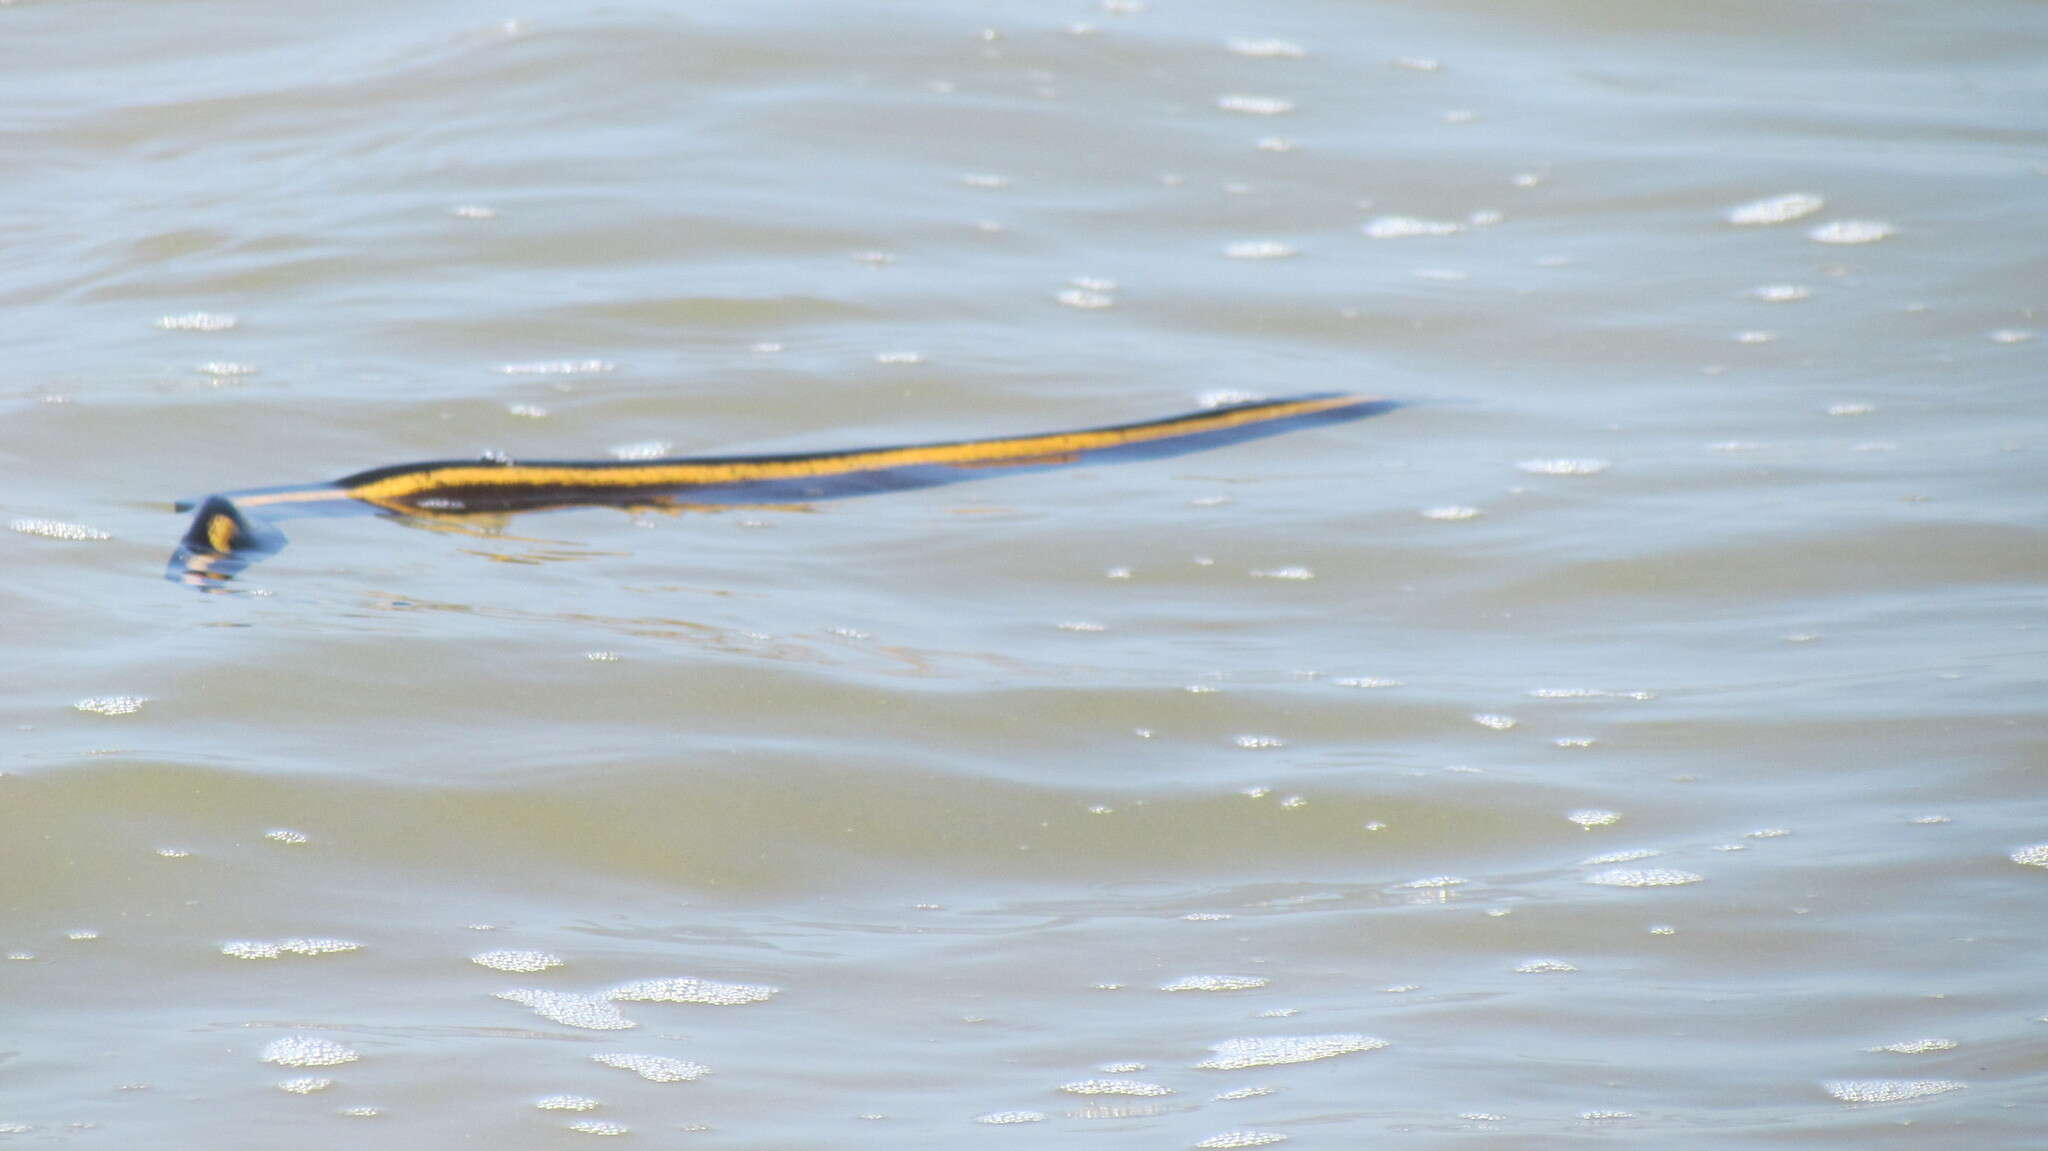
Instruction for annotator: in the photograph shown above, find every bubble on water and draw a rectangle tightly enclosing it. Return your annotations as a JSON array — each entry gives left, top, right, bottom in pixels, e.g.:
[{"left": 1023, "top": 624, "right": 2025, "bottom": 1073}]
[
  {"left": 1099, "top": 1062, "right": 1147, "bottom": 1073},
  {"left": 1579, "top": 1110, "right": 1634, "bottom": 1120},
  {"left": 1908, "top": 814, "right": 1950, "bottom": 825},
  {"left": 1383, "top": 984, "right": 1421, "bottom": 993},
  {"left": 591, "top": 1053, "right": 709, "bottom": 1082},
  {"left": 1725, "top": 193, "right": 1825, "bottom": 225},
  {"left": 1470, "top": 713, "right": 1516, "bottom": 730},
  {"left": 1568, "top": 809, "right": 1620, "bottom": 828},
  {"left": 1363, "top": 216, "right": 1462, "bottom": 238},
  {"left": 75, "top": 696, "right": 146, "bottom": 716},
  {"left": 1402, "top": 876, "right": 1467, "bottom": 889},
  {"left": 1459, "top": 1112, "right": 1505, "bottom": 1121},
  {"left": 567, "top": 1120, "right": 629, "bottom": 1135},
  {"left": 1198, "top": 1034, "right": 1386, "bottom": 1070},
  {"left": 1161, "top": 975, "right": 1269, "bottom": 992},
  {"left": 1196, "top": 1133, "right": 1288, "bottom": 1149},
  {"left": 1335, "top": 677, "right": 1402, "bottom": 688},
  {"left": 608, "top": 441, "right": 671, "bottom": 460},
  {"left": 977, "top": 1111, "right": 1046, "bottom": 1124},
  {"left": 1751, "top": 284, "right": 1811, "bottom": 302},
  {"left": 1809, "top": 220, "right": 1893, "bottom": 244},
  {"left": 1057, "top": 621, "right": 1107, "bottom": 632},
  {"left": 222, "top": 938, "right": 361, "bottom": 959},
  {"left": 1582, "top": 848, "right": 1659, "bottom": 865},
  {"left": 1987, "top": 328, "right": 2037, "bottom": 344},
  {"left": 1233, "top": 735, "right": 1286, "bottom": 750},
  {"left": 1826, "top": 402, "right": 1874, "bottom": 416},
  {"left": 960, "top": 172, "right": 1011, "bottom": 189},
  {"left": 584, "top": 651, "right": 621, "bottom": 662},
  {"left": 156, "top": 847, "right": 190, "bottom": 858},
  {"left": 496, "top": 989, "right": 635, "bottom": 1030},
  {"left": 874, "top": 351, "right": 925, "bottom": 365},
  {"left": 1515, "top": 958, "right": 1577, "bottom": 974},
  {"left": 1745, "top": 828, "right": 1791, "bottom": 839},
  {"left": 1223, "top": 241, "right": 1297, "bottom": 260},
  {"left": 1060, "top": 1078, "right": 1174, "bottom": 1097},
  {"left": 1867, "top": 1038, "right": 1957, "bottom": 1054},
  {"left": 2009, "top": 844, "right": 2048, "bottom": 867},
  {"left": 1183, "top": 913, "right": 1233, "bottom": 922},
  {"left": 262, "top": 1036, "right": 360, "bottom": 1067},
  {"left": 12, "top": 519, "right": 111, "bottom": 541},
  {"left": 607, "top": 976, "right": 778, "bottom": 1006},
  {"left": 1250, "top": 566, "right": 1314, "bottom": 580},
  {"left": 1057, "top": 288, "right": 1115, "bottom": 309},
  {"left": 1218, "top": 94, "right": 1294, "bottom": 115},
  {"left": 157, "top": 312, "right": 237, "bottom": 331},
  {"left": 1419, "top": 505, "right": 1480, "bottom": 520},
  {"left": 67, "top": 930, "right": 99, "bottom": 941},
  {"left": 1225, "top": 37, "right": 1306, "bottom": 58},
  {"left": 1517, "top": 458, "right": 1608, "bottom": 476},
  {"left": 1585, "top": 869, "right": 1702, "bottom": 887},
  {"left": 277, "top": 1077, "right": 333, "bottom": 1094},
  {"left": 1554, "top": 737, "right": 1597, "bottom": 748},
  {"left": 536, "top": 1095, "right": 601, "bottom": 1111},
  {"left": 1823, "top": 1079, "right": 1965, "bottom": 1103},
  {"left": 338, "top": 1107, "right": 380, "bottom": 1117},
  {"left": 1214, "top": 1086, "right": 1276, "bottom": 1101},
  {"left": 1526, "top": 687, "right": 1655, "bottom": 700},
  {"left": 498, "top": 360, "right": 613, "bottom": 375},
  {"left": 265, "top": 829, "right": 309, "bottom": 844},
  {"left": 471, "top": 949, "right": 562, "bottom": 973},
  {"left": 1732, "top": 330, "right": 1776, "bottom": 344},
  {"left": 1279, "top": 795, "right": 1307, "bottom": 809}
]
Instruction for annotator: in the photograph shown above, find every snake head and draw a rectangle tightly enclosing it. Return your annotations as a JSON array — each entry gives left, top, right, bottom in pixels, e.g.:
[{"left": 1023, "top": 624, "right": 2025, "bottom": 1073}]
[{"left": 166, "top": 496, "right": 285, "bottom": 587}]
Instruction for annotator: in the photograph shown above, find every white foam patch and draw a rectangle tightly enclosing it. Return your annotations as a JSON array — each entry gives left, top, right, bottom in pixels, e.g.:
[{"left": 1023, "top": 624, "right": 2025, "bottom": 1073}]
[
  {"left": 265, "top": 829, "right": 309, "bottom": 844},
  {"left": 1420, "top": 506, "right": 1480, "bottom": 520},
  {"left": 496, "top": 989, "right": 635, "bottom": 1030},
  {"left": 277, "top": 1077, "right": 333, "bottom": 1094},
  {"left": 1568, "top": 809, "right": 1620, "bottom": 828},
  {"left": 1213, "top": 1086, "right": 1275, "bottom": 1101},
  {"left": 472, "top": 949, "right": 563, "bottom": 972},
  {"left": 1471, "top": 713, "right": 1517, "bottom": 730},
  {"left": 1809, "top": 220, "right": 1893, "bottom": 244},
  {"left": 1060, "top": 1079, "right": 1174, "bottom": 1096},
  {"left": 1581, "top": 848, "right": 1659, "bottom": 865},
  {"left": 157, "top": 312, "right": 237, "bottom": 331},
  {"left": 1057, "top": 288, "right": 1114, "bottom": 309},
  {"left": 1401, "top": 876, "right": 1467, "bottom": 889},
  {"left": 1196, "top": 1133, "right": 1288, "bottom": 1148},
  {"left": 1250, "top": 566, "right": 1314, "bottom": 580},
  {"left": 2008, "top": 844, "right": 2048, "bottom": 867},
  {"left": 261, "top": 1036, "right": 360, "bottom": 1067},
  {"left": 222, "top": 938, "right": 361, "bottom": 959},
  {"left": 1517, "top": 458, "right": 1608, "bottom": 476},
  {"left": 1867, "top": 1038, "right": 1956, "bottom": 1054},
  {"left": 1823, "top": 1079, "right": 1965, "bottom": 1103},
  {"left": 608, "top": 441, "right": 672, "bottom": 460},
  {"left": 536, "top": 1095, "right": 601, "bottom": 1111},
  {"left": 1514, "top": 958, "right": 1577, "bottom": 974},
  {"left": 11, "top": 519, "right": 111, "bottom": 541},
  {"left": 591, "top": 1053, "right": 709, "bottom": 1082},
  {"left": 567, "top": 1120, "right": 629, "bottom": 1135},
  {"left": 1726, "top": 193, "right": 1825, "bottom": 225},
  {"left": 1224, "top": 37, "right": 1306, "bottom": 58},
  {"left": 976, "top": 1111, "right": 1046, "bottom": 1124},
  {"left": 606, "top": 976, "right": 779, "bottom": 1006},
  {"left": 1197, "top": 1035, "right": 1386, "bottom": 1070},
  {"left": 74, "top": 696, "right": 146, "bottom": 716},
  {"left": 498, "top": 360, "right": 614, "bottom": 375},
  {"left": 1161, "top": 975, "right": 1269, "bottom": 992},
  {"left": 1585, "top": 869, "right": 1702, "bottom": 887},
  {"left": 1363, "top": 216, "right": 1462, "bottom": 238},
  {"left": 1217, "top": 94, "right": 1295, "bottom": 115},
  {"left": 1223, "top": 241, "right": 1297, "bottom": 260}
]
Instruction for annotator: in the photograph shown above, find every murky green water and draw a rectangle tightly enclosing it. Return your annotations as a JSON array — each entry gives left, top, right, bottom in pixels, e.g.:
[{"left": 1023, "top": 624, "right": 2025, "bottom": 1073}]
[{"left": 5, "top": 0, "right": 2044, "bottom": 1145}]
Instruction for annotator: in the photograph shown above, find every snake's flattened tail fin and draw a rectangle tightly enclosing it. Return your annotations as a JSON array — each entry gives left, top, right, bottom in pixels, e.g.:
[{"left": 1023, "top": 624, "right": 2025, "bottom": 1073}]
[{"left": 166, "top": 496, "right": 285, "bottom": 587}]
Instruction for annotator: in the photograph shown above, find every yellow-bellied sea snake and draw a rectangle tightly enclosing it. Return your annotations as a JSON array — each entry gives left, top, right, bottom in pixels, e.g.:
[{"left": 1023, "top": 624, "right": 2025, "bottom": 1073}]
[{"left": 170, "top": 392, "right": 1396, "bottom": 586}]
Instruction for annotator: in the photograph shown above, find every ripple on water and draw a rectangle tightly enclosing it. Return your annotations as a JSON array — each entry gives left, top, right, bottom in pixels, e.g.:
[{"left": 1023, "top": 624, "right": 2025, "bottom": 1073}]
[
  {"left": 1584, "top": 869, "right": 1703, "bottom": 887},
  {"left": 590, "top": 1053, "right": 709, "bottom": 1082},
  {"left": 1160, "top": 975, "right": 1269, "bottom": 992},
  {"left": 11, "top": 518, "right": 111, "bottom": 541},
  {"left": 1823, "top": 1079, "right": 1965, "bottom": 1103},
  {"left": 1197, "top": 1035, "right": 1387, "bottom": 1070},
  {"left": 261, "top": 1036, "right": 359, "bottom": 1067},
  {"left": 471, "top": 949, "right": 563, "bottom": 973}
]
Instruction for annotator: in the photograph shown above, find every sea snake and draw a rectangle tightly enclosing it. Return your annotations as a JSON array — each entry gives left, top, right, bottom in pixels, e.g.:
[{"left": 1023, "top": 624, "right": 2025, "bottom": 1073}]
[{"left": 169, "top": 392, "right": 1396, "bottom": 586}]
